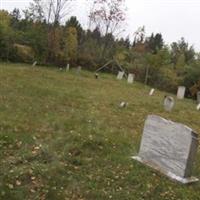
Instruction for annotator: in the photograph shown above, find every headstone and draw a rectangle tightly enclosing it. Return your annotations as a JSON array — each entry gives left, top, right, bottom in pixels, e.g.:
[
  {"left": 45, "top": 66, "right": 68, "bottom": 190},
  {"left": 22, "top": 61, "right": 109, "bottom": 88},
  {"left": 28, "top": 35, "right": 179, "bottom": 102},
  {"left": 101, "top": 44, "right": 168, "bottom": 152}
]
[
  {"left": 149, "top": 88, "right": 155, "bottom": 96},
  {"left": 177, "top": 86, "right": 186, "bottom": 99},
  {"left": 66, "top": 64, "right": 70, "bottom": 71},
  {"left": 32, "top": 61, "right": 37, "bottom": 67},
  {"left": 127, "top": 73, "right": 135, "bottom": 84},
  {"left": 197, "top": 91, "right": 200, "bottom": 104},
  {"left": 132, "top": 115, "right": 199, "bottom": 184},
  {"left": 164, "top": 96, "right": 175, "bottom": 112},
  {"left": 119, "top": 102, "right": 128, "bottom": 108},
  {"left": 117, "top": 71, "right": 124, "bottom": 80},
  {"left": 77, "top": 66, "right": 82, "bottom": 74},
  {"left": 95, "top": 73, "right": 99, "bottom": 79},
  {"left": 197, "top": 103, "right": 200, "bottom": 111}
]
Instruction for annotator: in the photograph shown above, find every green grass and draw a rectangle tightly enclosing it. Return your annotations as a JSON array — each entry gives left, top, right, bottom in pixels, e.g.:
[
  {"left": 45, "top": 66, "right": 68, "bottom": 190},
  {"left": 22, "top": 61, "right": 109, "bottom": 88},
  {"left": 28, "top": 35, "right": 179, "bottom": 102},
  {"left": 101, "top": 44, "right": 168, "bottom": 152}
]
[{"left": 0, "top": 62, "right": 200, "bottom": 200}]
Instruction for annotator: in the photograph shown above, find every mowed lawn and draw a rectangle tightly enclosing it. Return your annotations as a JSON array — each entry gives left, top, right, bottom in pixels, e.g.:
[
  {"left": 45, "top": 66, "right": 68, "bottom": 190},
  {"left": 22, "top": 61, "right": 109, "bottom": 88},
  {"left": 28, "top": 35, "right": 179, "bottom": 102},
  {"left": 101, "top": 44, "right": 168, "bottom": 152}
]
[{"left": 0, "top": 63, "right": 200, "bottom": 200}]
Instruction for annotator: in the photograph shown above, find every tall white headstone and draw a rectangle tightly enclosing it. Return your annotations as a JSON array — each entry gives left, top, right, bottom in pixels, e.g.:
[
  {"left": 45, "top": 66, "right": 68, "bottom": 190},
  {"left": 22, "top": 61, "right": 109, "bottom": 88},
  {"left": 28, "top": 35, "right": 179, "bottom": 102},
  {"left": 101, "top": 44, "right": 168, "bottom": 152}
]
[
  {"left": 177, "top": 86, "right": 186, "bottom": 99},
  {"left": 66, "top": 64, "right": 70, "bottom": 71},
  {"left": 117, "top": 71, "right": 124, "bottom": 80},
  {"left": 132, "top": 115, "right": 199, "bottom": 184},
  {"left": 127, "top": 73, "right": 135, "bottom": 84}
]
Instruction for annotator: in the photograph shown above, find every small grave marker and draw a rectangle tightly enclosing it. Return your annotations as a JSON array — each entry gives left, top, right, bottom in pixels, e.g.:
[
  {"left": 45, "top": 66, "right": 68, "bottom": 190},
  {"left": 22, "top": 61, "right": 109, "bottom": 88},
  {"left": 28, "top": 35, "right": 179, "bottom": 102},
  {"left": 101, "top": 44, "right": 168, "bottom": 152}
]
[
  {"left": 132, "top": 115, "right": 199, "bottom": 184},
  {"left": 117, "top": 71, "right": 124, "bottom": 80},
  {"left": 94, "top": 73, "right": 99, "bottom": 79},
  {"left": 32, "top": 61, "right": 37, "bottom": 67},
  {"left": 149, "top": 88, "right": 155, "bottom": 96},
  {"left": 127, "top": 73, "right": 135, "bottom": 84},
  {"left": 177, "top": 86, "right": 186, "bottom": 99},
  {"left": 119, "top": 102, "right": 128, "bottom": 108},
  {"left": 164, "top": 96, "right": 175, "bottom": 112}
]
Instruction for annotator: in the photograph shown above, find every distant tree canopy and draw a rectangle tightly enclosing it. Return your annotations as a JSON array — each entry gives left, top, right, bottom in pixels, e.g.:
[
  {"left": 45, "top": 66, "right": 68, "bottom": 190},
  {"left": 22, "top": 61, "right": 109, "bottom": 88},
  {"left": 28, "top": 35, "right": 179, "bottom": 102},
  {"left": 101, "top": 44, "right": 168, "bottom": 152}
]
[
  {"left": 146, "top": 33, "right": 164, "bottom": 54},
  {"left": 0, "top": 2, "right": 200, "bottom": 97}
]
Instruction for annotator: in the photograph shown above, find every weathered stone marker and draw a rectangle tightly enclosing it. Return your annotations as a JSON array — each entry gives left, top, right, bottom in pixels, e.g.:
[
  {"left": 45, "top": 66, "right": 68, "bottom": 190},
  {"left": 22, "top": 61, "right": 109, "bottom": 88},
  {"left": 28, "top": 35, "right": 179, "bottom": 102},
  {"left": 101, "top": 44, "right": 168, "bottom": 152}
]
[
  {"left": 177, "top": 86, "right": 186, "bottom": 99},
  {"left": 149, "top": 88, "right": 155, "bottom": 96},
  {"left": 117, "top": 71, "right": 124, "bottom": 80},
  {"left": 119, "top": 101, "right": 128, "bottom": 108},
  {"left": 77, "top": 66, "right": 82, "bottom": 74},
  {"left": 66, "top": 64, "right": 70, "bottom": 71},
  {"left": 164, "top": 96, "right": 175, "bottom": 112},
  {"left": 197, "top": 103, "right": 200, "bottom": 111},
  {"left": 127, "top": 73, "right": 135, "bottom": 84},
  {"left": 197, "top": 91, "right": 200, "bottom": 104},
  {"left": 32, "top": 61, "right": 37, "bottom": 67},
  {"left": 94, "top": 73, "right": 99, "bottom": 79},
  {"left": 132, "top": 115, "right": 199, "bottom": 184}
]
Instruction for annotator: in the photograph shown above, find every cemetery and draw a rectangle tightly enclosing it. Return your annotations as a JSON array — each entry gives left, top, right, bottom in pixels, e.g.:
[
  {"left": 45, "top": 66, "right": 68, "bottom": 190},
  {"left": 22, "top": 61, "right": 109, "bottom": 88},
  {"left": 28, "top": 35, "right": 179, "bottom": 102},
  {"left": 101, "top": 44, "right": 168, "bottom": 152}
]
[
  {"left": 1, "top": 0, "right": 200, "bottom": 199},
  {"left": 0, "top": 63, "right": 200, "bottom": 199}
]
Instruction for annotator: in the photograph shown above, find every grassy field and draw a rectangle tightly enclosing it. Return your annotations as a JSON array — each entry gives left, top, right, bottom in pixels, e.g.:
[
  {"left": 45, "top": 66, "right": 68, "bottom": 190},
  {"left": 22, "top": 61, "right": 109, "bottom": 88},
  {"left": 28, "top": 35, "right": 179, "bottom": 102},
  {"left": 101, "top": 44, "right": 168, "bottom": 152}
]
[{"left": 0, "top": 63, "right": 200, "bottom": 200}]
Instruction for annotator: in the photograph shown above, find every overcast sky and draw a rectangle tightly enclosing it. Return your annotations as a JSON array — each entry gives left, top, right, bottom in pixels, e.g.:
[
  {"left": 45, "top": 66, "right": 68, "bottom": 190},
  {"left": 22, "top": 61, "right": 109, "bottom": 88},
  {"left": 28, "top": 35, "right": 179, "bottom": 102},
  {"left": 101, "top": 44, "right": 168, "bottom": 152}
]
[{"left": 1, "top": 0, "right": 200, "bottom": 51}]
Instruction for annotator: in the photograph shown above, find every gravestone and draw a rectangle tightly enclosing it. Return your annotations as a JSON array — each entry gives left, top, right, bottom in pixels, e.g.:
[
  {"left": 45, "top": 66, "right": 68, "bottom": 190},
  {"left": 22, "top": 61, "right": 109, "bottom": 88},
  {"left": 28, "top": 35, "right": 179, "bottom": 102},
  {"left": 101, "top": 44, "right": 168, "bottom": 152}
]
[
  {"left": 127, "top": 73, "right": 135, "bottom": 84},
  {"left": 177, "top": 86, "right": 186, "bottom": 99},
  {"left": 164, "top": 96, "right": 175, "bottom": 112},
  {"left": 94, "top": 73, "right": 99, "bottom": 79},
  {"left": 117, "top": 71, "right": 124, "bottom": 80},
  {"left": 197, "top": 91, "right": 200, "bottom": 104},
  {"left": 149, "top": 88, "right": 155, "bottom": 96},
  {"left": 77, "top": 66, "right": 82, "bottom": 74},
  {"left": 132, "top": 115, "right": 199, "bottom": 184},
  {"left": 197, "top": 104, "right": 200, "bottom": 111},
  {"left": 32, "top": 61, "right": 37, "bottom": 67},
  {"left": 119, "top": 101, "right": 128, "bottom": 108},
  {"left": 66, "top": 64, "right": 70, "bottom": 71}
]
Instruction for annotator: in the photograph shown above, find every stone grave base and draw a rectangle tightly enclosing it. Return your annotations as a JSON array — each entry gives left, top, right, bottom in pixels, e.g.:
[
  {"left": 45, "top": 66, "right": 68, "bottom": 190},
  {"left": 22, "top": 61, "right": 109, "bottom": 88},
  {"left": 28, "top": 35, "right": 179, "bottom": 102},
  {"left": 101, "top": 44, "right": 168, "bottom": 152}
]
[{"left": 132, "top": 156, "right": 199, "bottom": 184}]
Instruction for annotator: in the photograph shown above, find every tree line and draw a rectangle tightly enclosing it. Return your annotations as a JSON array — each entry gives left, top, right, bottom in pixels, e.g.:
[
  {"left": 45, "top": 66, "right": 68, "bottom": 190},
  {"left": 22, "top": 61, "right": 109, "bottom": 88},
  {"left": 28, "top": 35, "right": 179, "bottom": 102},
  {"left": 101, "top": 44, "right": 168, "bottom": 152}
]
[{"left": 0, "top": 0, "right": 200, "bottom": 97}]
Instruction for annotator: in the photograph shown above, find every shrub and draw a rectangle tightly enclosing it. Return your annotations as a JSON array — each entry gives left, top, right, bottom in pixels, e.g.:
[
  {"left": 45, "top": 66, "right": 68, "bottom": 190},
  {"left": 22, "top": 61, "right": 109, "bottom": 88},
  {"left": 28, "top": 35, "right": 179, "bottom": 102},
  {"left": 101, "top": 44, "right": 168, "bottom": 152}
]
[{"left": 13, "top": 43, "right": 35, "bottom": 63}]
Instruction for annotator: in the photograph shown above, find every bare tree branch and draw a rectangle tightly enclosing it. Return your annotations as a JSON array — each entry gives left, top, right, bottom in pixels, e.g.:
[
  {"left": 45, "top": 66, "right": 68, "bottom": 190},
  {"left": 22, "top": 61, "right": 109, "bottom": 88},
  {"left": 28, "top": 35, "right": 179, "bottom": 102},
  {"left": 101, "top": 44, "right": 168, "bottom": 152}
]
[
  {"left": 88, "top": 0, "right": 126, "bottom": 36},
  {"left": 27, "top": 0, "right": 74, "bottom": 25}
]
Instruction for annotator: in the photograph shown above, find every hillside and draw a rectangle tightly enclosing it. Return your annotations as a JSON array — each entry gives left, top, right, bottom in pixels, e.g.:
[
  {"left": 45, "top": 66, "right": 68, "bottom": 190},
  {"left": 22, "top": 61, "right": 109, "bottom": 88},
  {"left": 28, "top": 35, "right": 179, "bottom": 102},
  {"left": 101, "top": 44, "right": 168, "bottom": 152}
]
[{"left": 0, "top": 63, "right": 200, "bottom": 200}]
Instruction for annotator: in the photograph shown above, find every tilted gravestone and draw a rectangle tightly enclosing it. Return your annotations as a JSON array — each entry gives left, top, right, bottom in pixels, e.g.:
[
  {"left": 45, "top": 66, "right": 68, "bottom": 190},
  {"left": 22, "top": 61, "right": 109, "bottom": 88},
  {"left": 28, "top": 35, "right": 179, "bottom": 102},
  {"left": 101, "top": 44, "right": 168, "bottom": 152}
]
[
  {"left": 127, "top": 73, "right": 135, "bottom": 84},
  {"left": 117, "top": 71, "right": 124, "bottom": 80},
  {"left": 149, "top": 88, "right": 155, "bottom": 96},
  {"left": 164, "top": 96, "right": 175, "bottom": 112},
  {"left": 177, "top": 86, "right": 186, "bottom": 99},
  {"left": 132, "top": 115, "right": 199, "bottom": 184},
  {"left": 32, "top": 61, "right": 37, "bottom": 67},
  {"left": 197, "top": 91, "right": 200, "bottom": 104}
]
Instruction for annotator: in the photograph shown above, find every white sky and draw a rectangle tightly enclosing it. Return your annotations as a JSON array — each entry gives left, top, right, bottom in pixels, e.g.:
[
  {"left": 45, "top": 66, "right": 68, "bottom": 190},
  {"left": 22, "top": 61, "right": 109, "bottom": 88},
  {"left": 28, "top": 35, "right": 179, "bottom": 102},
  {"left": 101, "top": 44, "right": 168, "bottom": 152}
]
[{"left": 1, "top": 0, "right": 200, "bottom": 50}]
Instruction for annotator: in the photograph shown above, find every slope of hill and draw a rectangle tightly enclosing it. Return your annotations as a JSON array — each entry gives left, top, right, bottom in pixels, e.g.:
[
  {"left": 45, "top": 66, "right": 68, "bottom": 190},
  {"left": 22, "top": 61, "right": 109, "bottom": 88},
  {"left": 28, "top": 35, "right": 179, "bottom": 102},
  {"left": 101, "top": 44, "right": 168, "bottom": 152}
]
[{"left": 0, "top": 63, "right": 200, "bottom": 200}]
